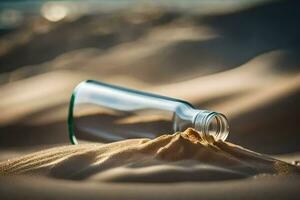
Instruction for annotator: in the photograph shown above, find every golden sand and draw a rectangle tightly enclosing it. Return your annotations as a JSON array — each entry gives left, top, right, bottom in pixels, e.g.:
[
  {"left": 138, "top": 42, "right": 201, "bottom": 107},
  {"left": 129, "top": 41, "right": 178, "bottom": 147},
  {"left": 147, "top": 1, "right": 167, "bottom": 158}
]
[{"left": 1, "top": 128, "right": 299, "bottom": 182}]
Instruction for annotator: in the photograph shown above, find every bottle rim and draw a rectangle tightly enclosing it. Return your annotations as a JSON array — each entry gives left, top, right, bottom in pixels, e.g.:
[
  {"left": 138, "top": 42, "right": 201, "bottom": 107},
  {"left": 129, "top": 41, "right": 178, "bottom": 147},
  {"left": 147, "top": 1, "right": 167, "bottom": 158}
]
[{"left": 194, "top": 111, "right": 229, "bottom": 142}]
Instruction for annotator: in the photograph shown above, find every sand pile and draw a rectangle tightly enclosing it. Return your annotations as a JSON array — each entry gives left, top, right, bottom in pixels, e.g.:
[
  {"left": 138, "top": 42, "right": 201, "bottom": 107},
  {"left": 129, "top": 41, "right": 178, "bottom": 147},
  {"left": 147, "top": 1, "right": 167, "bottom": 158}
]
[{"left": 1, "top": 128, "right": 299, "bottom": 182}]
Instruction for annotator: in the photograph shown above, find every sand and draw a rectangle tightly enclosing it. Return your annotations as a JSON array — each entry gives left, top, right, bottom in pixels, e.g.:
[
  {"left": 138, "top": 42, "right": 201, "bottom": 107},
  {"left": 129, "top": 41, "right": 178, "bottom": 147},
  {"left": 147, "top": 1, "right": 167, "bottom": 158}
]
[
  {"left": 0, "top": 129, "right": 299, "bottom": 199},
  {"left": 1, "top": 128, "right": 299, "bottom": 179},
  {"left": 0, "top": 0, "right": 300, "bottom": 199}
]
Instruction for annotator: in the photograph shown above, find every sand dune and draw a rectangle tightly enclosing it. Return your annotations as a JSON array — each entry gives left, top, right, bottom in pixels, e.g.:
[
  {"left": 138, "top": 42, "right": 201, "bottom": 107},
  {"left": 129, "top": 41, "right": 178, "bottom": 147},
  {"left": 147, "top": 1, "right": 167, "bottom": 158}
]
[
  {"left": 0, "top": 0, "right": 300, "bottom": 199},
  {"left": 1, "top": 50, "right": 299, "bottom": 154},
  {"left": 1, "top": 129, "right": 299, "bottom": 181}
]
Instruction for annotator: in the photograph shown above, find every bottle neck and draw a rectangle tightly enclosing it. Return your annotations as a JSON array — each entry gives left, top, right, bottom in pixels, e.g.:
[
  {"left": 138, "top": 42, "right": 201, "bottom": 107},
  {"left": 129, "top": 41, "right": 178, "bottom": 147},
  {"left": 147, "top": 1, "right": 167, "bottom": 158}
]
[{"left": 193, "top": 110, "right": 229, "bottom": 142}]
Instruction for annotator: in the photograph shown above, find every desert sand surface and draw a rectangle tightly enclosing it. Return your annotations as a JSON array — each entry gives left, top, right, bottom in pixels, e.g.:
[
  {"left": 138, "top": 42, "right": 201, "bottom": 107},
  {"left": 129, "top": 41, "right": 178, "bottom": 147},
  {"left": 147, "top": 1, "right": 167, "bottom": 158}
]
[
  {"left": 0, "top": 0, "right": 300, "bottom": 199},
  {"left": 1, "top": 128, "right": 300, "bottom": 199}
]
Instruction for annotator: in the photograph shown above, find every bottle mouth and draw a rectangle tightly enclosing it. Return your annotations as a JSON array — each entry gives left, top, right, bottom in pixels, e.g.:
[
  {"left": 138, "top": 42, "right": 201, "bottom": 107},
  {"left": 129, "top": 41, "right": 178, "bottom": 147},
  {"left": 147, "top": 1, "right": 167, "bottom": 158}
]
[{"left": 194, "top": 111, "right": 229, "bottom": 142}]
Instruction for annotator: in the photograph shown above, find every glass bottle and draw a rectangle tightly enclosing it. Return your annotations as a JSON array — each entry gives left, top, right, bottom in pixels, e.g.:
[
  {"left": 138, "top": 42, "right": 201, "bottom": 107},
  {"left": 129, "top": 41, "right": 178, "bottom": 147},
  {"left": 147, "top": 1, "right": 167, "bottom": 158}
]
[{"left": 68, "top": 80, "right": 229, "bottom": 144}]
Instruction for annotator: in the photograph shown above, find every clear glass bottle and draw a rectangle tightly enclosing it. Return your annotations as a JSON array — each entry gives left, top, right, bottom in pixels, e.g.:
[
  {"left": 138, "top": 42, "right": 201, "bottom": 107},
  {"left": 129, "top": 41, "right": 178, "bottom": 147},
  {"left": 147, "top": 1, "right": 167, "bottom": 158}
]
[{"left": 68, "top": 80, "right": 229, "bottom": 144}]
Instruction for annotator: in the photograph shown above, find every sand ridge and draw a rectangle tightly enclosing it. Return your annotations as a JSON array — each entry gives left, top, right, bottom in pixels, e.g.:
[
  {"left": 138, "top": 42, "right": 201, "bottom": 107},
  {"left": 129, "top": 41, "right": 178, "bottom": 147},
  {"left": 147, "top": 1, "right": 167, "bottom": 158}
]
[{"left": 1, "top": 128, "right": 299, "bottom": 182}]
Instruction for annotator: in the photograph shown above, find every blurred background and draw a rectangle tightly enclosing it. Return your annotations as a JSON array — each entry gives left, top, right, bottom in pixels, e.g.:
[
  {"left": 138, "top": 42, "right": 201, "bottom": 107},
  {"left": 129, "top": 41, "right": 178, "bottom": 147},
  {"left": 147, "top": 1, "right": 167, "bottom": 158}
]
[{"left": 0, "top": 0, "right": 299, "bottom": 161}]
